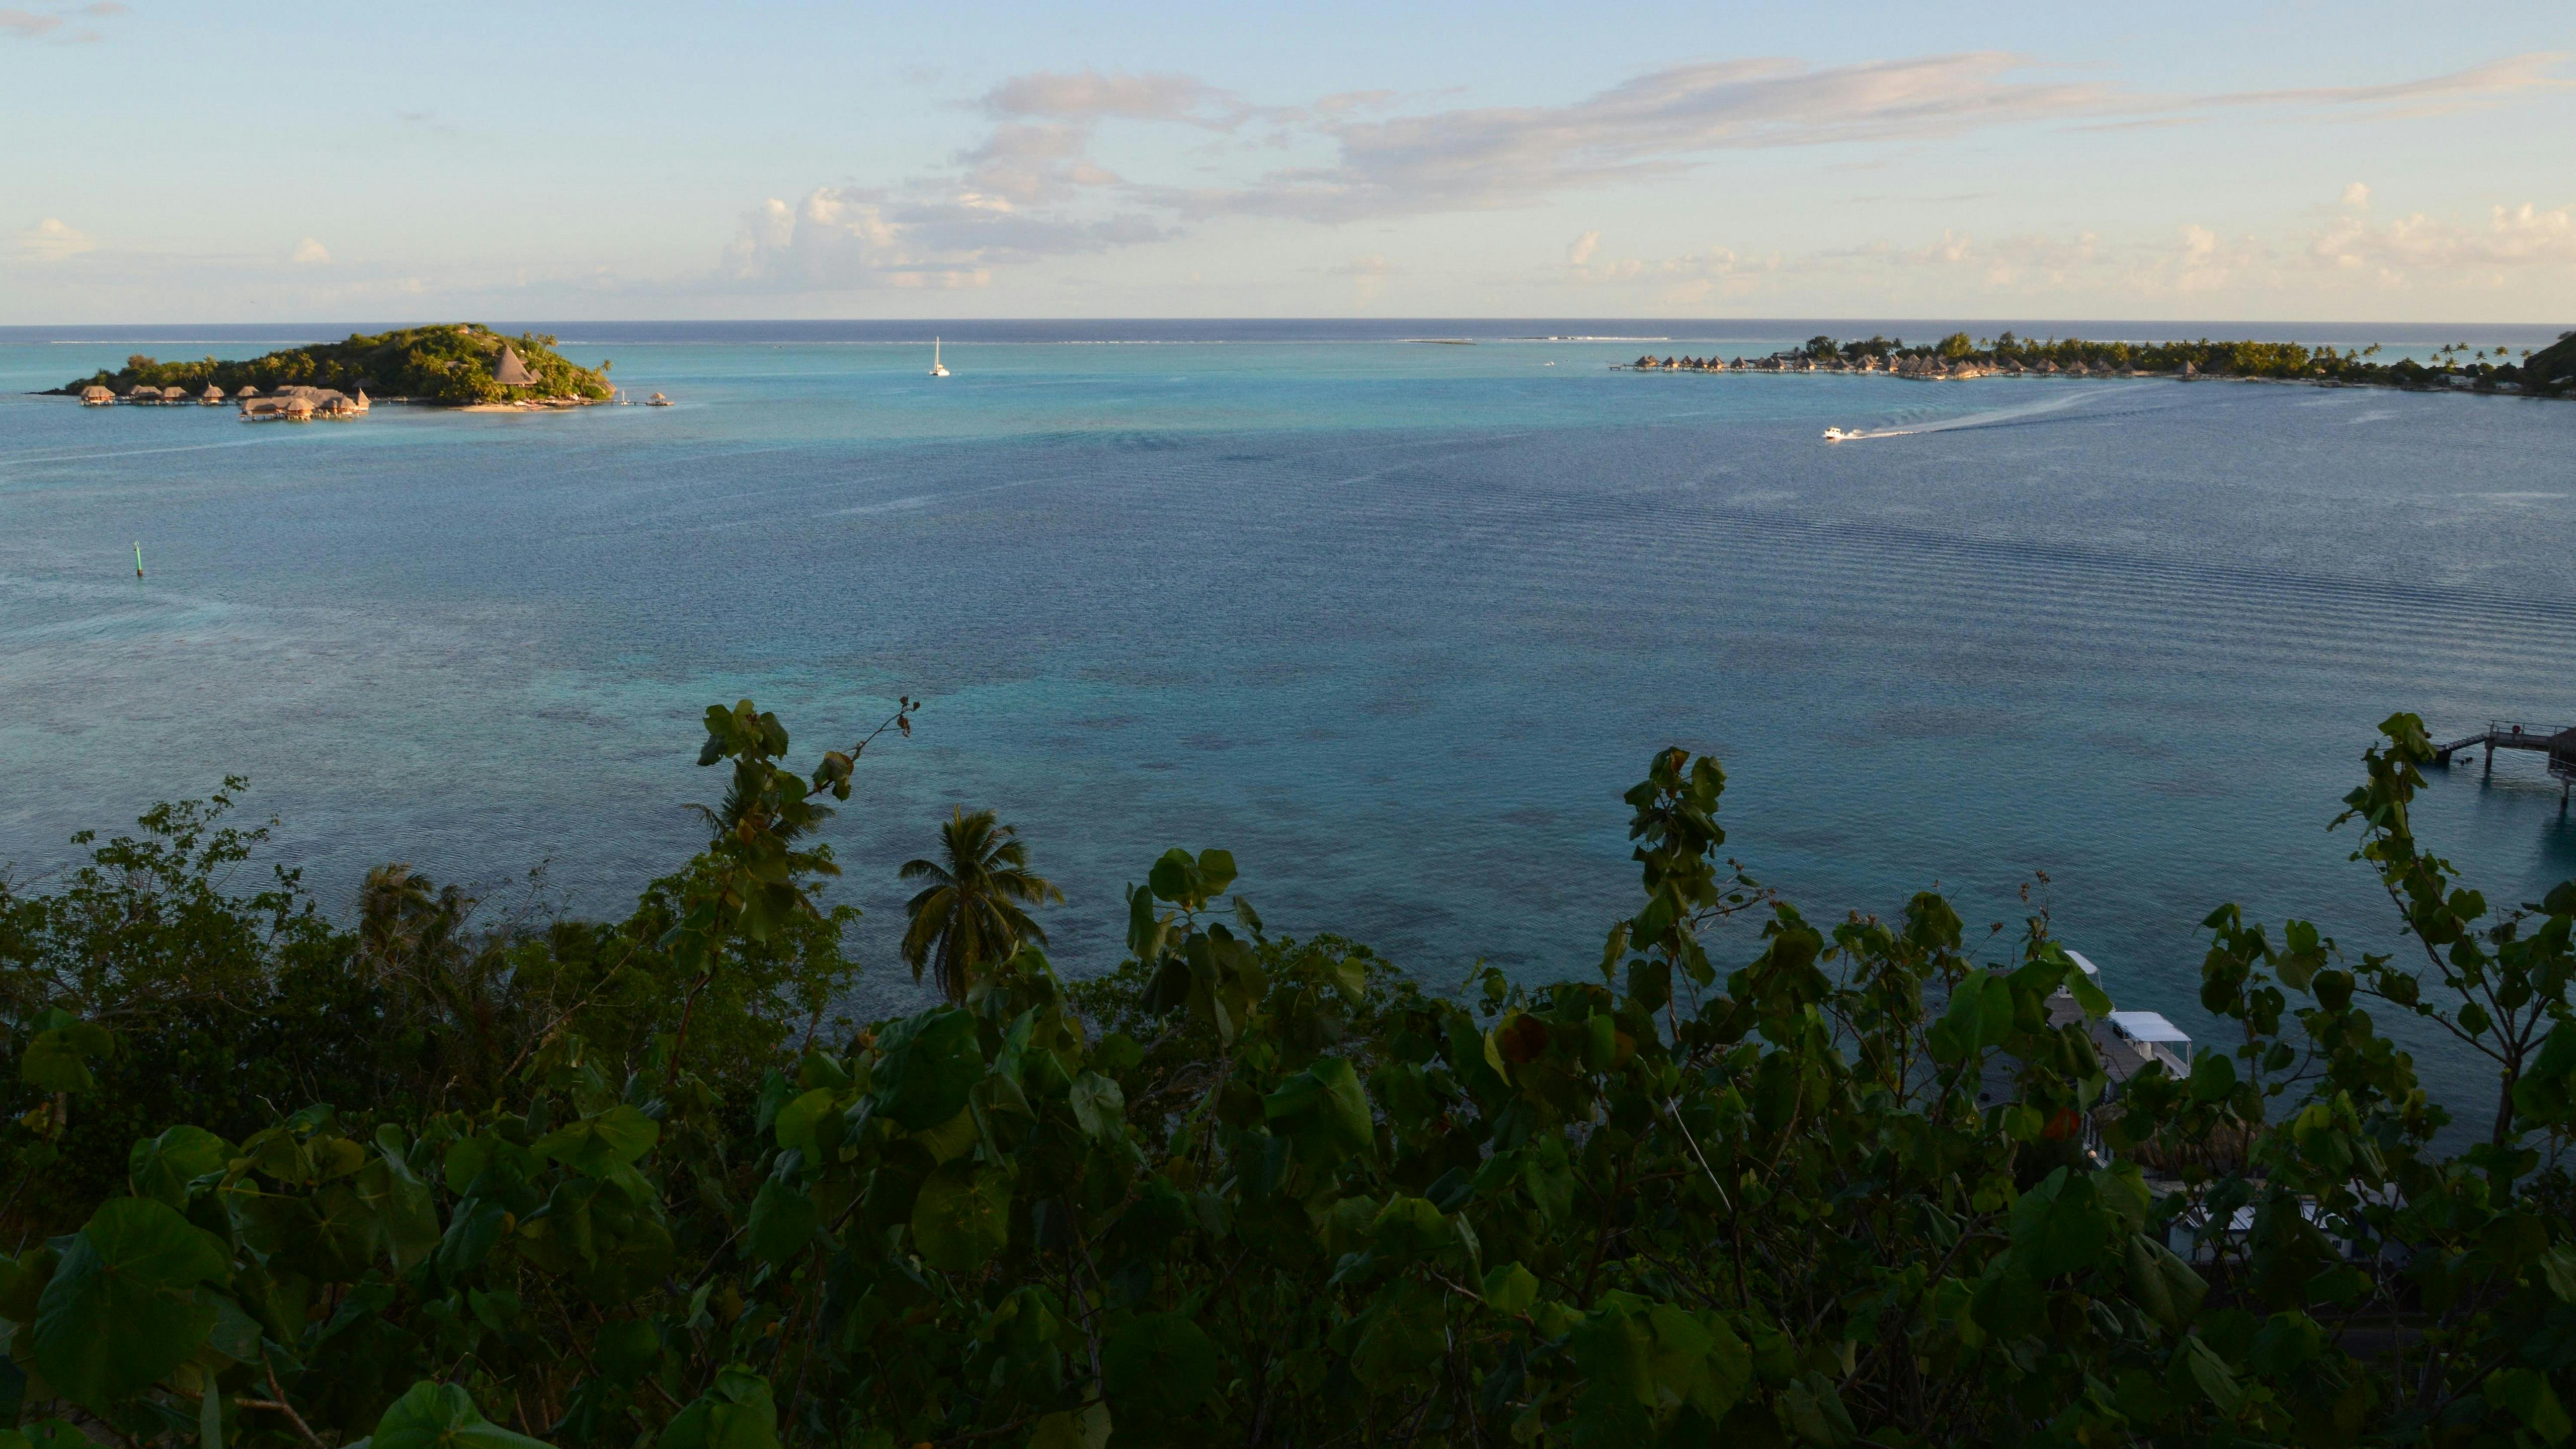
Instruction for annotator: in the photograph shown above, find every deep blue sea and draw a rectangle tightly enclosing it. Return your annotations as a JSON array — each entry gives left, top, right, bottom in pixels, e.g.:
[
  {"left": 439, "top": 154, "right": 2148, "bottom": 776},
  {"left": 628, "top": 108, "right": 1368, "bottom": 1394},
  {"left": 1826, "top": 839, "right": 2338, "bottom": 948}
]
[{"left": 5, "top": 318, "right": 2573, "bottom": 1119}]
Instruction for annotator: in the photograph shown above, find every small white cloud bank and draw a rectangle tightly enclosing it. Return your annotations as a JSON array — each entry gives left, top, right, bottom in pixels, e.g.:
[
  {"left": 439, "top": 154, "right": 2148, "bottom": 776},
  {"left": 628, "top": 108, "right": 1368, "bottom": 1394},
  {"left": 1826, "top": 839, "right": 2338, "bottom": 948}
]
[{"left": 16, "top": 217, "right": 95, "bottom": 261}]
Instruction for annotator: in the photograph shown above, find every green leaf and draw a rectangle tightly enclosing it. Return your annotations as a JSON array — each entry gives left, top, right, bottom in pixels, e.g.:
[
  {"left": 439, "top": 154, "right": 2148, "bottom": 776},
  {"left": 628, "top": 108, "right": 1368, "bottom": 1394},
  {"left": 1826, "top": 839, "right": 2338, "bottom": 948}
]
[
  {"left": 2489, "top": 1367, "right": 2573, "bottom": 1444},
  {"left": 2187, "top": 1052, "right": 2237, "bottom": 1104},
  {"left": 1366, "top": 1196, "right": 1451, "bottom": 1260},
  {"left": 1195, "top": 849, "right": 1238, "bottom": 898},
  {"left": 1027, "top": 1404, "right": 1110, "bottom": 1449},
  {"left": 31, "top": 1196, "right": 229, "bottom": 1409},
  {"left": 2069, "top": 971, "right": 2113, "bottom": 1019},
  {"left": 1263, "top": 1056, "right": 1374, "bottom": 1168},
  {"left": 910, "top": 1162, "right": 1010, "bottom": 1272},
  {"left": 873, "top": 1009, "right": 983, "bottom": 1132},
  {"left": 771, "top": 1090, "right": 839, "bottom": 1161},
  {"left": 2540, "top": 1245, "right": 2576, "bottom": 1305},
  {"left": 1483, "top": 1262, "right": 1540, "bottom": 1315},
  {"left": 746, "top": 1178, "right": 820, "bottom": 1267},
  {"left": 533, "top": 1105, "right": 659, "bottom": 1177},
  {"left": 658, "top": 1368, "right": 777, "bottom": 1449},
  {"left": 2182, "top": 1336, "right": 2243, "bottom": 1416},
  {"left": 1521, "top": 1135, "right": 1576, "bottom": 1225},
  {"left": 1104, "top": 1312, "right": 1217, "bottom": 1428},
  {"left": 128, "top": 1126, "right": 230, "bottom": 1209},
  {"left": 20, "top": 1020, "right": 112, "bottom": 1094},
  {"left": 1069, "top": 1072, "right": 1126, "bottom": 1141},
  {"left": 366, "top": 1380, "right": 557, "bottom": 1449}
]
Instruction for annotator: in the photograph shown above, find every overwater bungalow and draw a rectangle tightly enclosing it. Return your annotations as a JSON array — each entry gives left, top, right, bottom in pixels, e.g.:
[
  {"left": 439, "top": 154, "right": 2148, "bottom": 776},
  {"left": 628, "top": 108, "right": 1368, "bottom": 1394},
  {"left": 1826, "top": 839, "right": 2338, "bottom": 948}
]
[
  {"left": 283, "top": 397, "right": 314, "bottom": 422},
  {"left": 199, "top": 384, "right": 225, "bottom": 405},
  {"left": 236, "top": 384, "right": 260, "bottom": 398},
  {"left": 80, "top": 385, "right": 113, "bottom": 406}
]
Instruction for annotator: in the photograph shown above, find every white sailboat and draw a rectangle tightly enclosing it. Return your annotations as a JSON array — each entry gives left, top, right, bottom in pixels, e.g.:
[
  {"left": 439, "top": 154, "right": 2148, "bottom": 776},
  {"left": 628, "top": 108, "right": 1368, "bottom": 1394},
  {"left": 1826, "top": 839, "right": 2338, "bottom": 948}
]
[{"left": 929, "top": 337, "right": 950, "bottom": 378}]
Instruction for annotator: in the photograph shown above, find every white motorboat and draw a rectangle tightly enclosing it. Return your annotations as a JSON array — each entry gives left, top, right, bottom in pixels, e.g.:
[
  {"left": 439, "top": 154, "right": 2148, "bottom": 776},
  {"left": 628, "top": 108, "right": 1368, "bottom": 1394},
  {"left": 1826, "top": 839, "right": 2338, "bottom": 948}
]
[
  {"left": 1822, "top": 426, "right": 1861, "bottom": 442},
  {"left": 929, "top": 338, "right": 951, "bottom": 378}
]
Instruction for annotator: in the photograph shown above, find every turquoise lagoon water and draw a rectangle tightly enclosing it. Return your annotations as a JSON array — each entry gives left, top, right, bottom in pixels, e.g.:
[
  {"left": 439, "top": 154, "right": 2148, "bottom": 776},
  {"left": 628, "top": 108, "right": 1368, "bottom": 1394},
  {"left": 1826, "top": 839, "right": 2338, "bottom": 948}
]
[{"left": 4, "top": 320, "right": 2573, "bottom": 1116}]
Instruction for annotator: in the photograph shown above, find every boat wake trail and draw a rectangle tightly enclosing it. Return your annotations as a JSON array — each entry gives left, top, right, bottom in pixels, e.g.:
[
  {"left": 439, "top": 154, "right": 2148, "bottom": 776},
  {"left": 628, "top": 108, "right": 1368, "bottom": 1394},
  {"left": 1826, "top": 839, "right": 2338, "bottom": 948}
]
[{"left": 1830, "top": 383, "right": 2149, "bottom": 441}]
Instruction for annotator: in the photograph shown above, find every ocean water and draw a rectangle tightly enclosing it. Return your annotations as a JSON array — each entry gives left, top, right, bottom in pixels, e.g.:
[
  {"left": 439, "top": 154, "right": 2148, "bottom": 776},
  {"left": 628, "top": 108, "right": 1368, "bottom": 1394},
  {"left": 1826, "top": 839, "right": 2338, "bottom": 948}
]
[{"left": 5, "top": 320, "right": 2573, "bottom": 1119}]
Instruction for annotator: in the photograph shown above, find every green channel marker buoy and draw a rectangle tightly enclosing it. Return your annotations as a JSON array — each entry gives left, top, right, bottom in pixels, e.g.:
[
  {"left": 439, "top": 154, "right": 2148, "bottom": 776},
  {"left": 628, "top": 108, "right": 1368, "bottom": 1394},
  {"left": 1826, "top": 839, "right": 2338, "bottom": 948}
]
[{"left": 134, "top": 541, "right": 144, "bottom": 579}]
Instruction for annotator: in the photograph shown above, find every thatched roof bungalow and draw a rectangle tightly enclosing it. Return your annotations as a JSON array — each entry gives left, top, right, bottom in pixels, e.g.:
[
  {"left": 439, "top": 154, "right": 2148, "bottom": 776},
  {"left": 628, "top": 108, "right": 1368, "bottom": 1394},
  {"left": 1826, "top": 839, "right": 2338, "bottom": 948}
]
[
  {"left": 493, "top": 344, "right": 537, "bottom": 387},
  {"left": 282, "top": 397, "right": 314, "bottom": 421},
  {"left": 200, "top": 384, "right": 226, "bottom": 404},
  {"left": 236, "top": 384, "right": 261, "bottom": 398},
  {"left": 80, "top": 385, "right": 113, "bottom": 406}
]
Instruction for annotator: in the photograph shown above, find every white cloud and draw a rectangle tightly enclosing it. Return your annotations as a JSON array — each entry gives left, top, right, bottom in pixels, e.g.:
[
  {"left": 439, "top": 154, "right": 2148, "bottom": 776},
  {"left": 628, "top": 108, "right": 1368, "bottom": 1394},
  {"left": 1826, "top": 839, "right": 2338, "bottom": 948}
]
[
  {"left": 16, "top": 217, "right": 95, "bottom": 261},
  {"left": 2308, "top": 200, "right": 2576, "bottom": 279},
  {"left": 715, "top": 51, "right": 2572, "bottom": 296},
  {"left": 290, "top": 237, "right": 332, "bottom": 265},
  {"left": 982, "top": 69, "right": 1253, "bottom": 129},
  {"left": 722, "top": 186, "right": 1165, "bottom": 292},
  {"left": 2342, "top": 182, "right": 2372, "bottom": 209},
  {"left": 1325, "top": 253, "right": 1391, "bottom": 305}
]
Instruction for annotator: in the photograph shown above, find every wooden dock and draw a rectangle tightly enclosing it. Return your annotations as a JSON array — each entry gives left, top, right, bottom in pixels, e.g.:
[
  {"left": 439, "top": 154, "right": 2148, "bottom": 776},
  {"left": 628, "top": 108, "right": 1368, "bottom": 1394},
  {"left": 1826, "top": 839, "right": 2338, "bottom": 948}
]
[{"left": 2433, "top": 721, "right": 2576, "bottom": 800}]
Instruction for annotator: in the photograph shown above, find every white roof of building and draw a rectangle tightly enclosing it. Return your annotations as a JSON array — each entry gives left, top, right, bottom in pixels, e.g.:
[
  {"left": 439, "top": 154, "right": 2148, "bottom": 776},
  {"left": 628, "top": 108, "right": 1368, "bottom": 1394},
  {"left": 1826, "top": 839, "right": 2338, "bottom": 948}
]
[
  {"left": 2107, "top": 1011, "right": 2191, "bottom": 1044},
  {"left": 2063, "top": 949, "right": 2103, "bottom": 983}
]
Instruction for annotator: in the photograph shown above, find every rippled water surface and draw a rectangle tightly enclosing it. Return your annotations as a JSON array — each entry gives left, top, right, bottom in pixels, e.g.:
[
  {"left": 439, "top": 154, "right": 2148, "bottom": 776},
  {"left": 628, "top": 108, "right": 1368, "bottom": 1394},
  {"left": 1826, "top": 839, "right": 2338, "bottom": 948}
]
[{"left": 5, "top": 323, "right": 2573, "bottom": 1113}]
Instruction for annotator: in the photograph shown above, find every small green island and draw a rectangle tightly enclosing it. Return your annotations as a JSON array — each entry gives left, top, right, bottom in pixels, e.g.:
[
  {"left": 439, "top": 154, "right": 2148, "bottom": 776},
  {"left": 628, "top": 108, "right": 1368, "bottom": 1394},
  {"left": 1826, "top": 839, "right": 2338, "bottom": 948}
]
[{"left": 46, "top": 323, "right": 616, "bottom": 411}]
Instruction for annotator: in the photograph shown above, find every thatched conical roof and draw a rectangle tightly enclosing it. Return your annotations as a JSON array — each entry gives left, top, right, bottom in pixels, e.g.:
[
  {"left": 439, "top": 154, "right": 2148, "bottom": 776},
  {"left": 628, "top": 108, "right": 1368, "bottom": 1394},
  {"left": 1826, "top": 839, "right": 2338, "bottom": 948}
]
[
  {"left": 236, "top": 384, "right": 260, "bottom": 397},
  {"left": 493, "top": 343, "right": 536, "bottom": 387}
]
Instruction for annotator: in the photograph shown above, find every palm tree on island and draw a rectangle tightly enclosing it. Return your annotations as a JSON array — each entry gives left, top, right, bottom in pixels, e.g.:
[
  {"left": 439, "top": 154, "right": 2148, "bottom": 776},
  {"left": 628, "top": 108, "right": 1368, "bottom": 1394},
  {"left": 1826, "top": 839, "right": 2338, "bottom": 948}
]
[{"left": 899, "top": 808, "right": 1062, "bottom": 1002}]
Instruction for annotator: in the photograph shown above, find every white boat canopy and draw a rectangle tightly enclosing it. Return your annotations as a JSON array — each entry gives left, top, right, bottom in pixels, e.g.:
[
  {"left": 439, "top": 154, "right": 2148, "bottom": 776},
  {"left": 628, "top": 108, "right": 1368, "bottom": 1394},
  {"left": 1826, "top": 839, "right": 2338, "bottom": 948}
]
[{"left": 2106, "top": 1011, "right": 2191, "bottom": 1045}]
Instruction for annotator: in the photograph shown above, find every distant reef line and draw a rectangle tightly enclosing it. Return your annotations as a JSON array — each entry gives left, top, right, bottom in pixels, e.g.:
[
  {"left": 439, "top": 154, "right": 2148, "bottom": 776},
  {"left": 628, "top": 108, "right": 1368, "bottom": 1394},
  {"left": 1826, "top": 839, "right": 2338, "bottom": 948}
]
[
  {"left": 40, "top": 324, "right": 614, "bottom": 409},
  {"left": 1620, "top": 329, "right": 2576, "bottom": 398}
]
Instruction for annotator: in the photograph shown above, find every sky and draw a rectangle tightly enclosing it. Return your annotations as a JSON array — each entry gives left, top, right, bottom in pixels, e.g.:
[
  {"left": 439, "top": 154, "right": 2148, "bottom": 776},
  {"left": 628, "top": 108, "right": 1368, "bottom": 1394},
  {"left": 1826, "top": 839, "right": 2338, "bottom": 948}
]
[{"left": 4, "top": 2, "right": 2573, "bottom": 323}]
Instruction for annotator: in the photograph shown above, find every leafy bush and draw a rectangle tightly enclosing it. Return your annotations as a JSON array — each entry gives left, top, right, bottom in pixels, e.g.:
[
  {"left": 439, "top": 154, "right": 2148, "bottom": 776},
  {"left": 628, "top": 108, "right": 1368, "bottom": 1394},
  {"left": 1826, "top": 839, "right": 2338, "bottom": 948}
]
[{"left": 0, "top": 709, "right": 2568, "bottom": 1448}]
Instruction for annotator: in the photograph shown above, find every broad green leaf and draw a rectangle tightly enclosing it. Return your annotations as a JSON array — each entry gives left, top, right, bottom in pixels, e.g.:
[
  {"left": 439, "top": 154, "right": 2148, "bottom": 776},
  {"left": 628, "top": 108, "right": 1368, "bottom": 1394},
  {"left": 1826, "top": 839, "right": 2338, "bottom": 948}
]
[
  {"left": 910, "top": 1162, "right": 1010, "bottom": 1272},
  {"left": 2540, "top": 1245, "right": 2576, "bottom": 1305},
  {"left": 910, "top": 1105, "right": 981, "bottom": 1166},
  {"left": 1104, "top": 1312, "right": 1217, "bottom": 1427},
  {"left": 20, "top": 1021, "right": 112, "bottom": 1094},
  {"left": 1482, "top": 1262, "right": 1540, "bottom": 1314},
  {"left": 2069, "top": 971, "right": 2113, "bottom": 1018},
  {"left": 31, "top": 1196, "right": 229, "bottom": 1409},
  {"left": 2488, "top": 1367, "right": 2573, "bottom": 1444},
  {"left": 1521, "top": 1135, "right": 1576, "bottom": 1224},
  {"left": 1069, "top": 1072, "right": 1126, "bottom": 1141},
  {"left": 659, "top": 1368, "right": 777, "bottom": 1449},
  {"left": 770, "top": 1090, "right": 838, "bottom": 1161},
  {"left": 872, "top": 1009, "right": 983, "bottom": 1132},
  {"left": 1027, "top": 1404, "right": 1110, "bottom": 1449},
  {"left": 366, "top": 1380, "right": 555, "bottom": 1449},
  {"left": 2188, "top": 1051, "right": 2237, "bottom": 1104},
  {"left": 1263, "top": 1056, "right": 1374, "bottom": 1168},
  {"left": 746, "top": 1178, "right": 820, "bottom": 1267},
  {"left": 128, "top": 1126, "right": 230, "bottom": 1209},
  {"left": 2182, "top": 1336, "right": 2243, "bottom": 1416},
  {"left": 533, "top": 1105, "right": 659, "bottom": 1177},
  {"left": 1367, "top": 1196, "right": 1450, "bottom": 1260}
]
